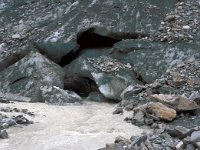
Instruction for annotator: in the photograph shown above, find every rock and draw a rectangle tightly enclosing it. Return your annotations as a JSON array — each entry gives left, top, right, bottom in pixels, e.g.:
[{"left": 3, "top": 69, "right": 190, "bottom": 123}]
[
  {"left": 64, "top": 56, "right": 141, "bottom": 101},
  {"left": 189, "top": 91, "right": 200, "bottom": 105},
  {"left": 186, "top": 144, "right": 195, "bottom": 150},
  {"left": 112, "top": 40, "right": 200, "bottom": 83},
  {"left": 166, "top": 126, "right": 191, "bottom": 139},
  {"left": 114, "top": 135, "right": 131, "bottom": 145},
  {"left": 132, "top": 110, "right": 145, "bottom": 126},
  {"left": 146, "top": 102, "right": 177, "bottom": 121},
  {"left": 41, "top": 86, "right": 82, "bottom": 105},
  {"left": 0, "top": 130, "right": 8, "bottom": 139},
  {"left": 14, "top": 115, "right": 33, "bottom": 125},
  {"left": 1, "top": 118, "right": 16, "bottom": 126},
  {"left": 12, "top": 34, "right": 22, "bottom": 39},
  {"left": 175, "top": 141, "right": 184, "bottom": 150},
  {"left": 0, "top": 51, "right": 65, "bottom": 102},
  {"left": 34, "top": 41, "right": 79, "bottom": 64},
  {"left": 131, "top": 135, "right": 147, "bottom": 147},
  {"left": 105, "top": 143, "right": 125, "bottom": 150},
  {"left": 149, "top": 94, "right": 199, "bottom": 112},
  {"left": 195, "top": 142, "right": 200, "bottom": 149},
  {"left": 113, "top": 108, "right": 123, "bottom": 115},
  {"left": 191, "top": 131, "right": 200, "bottom": 143}
]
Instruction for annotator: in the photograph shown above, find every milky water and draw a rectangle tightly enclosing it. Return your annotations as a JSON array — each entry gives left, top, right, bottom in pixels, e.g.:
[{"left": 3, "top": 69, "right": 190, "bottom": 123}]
[{"left": 0, "top": 102, "right": 144, "bottom": 150}]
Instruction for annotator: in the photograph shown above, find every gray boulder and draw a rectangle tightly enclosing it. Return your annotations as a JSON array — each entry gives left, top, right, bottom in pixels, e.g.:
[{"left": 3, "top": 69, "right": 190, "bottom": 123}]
[
  {"left": 0, "top": 51, "right": 65, "bottom": 102},
  {"left": 64, "top": 56, "right": 142, "bottom": 101},
  {"left": 40, "top": 86, "right": 82, "bottom": 105},
  {"left": 112, "top": 40, "right": 200, "bottom": 83}
]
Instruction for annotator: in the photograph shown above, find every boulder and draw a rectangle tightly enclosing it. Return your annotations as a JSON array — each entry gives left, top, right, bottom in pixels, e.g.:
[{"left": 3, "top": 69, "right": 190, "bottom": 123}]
[
  {"left": 149, "top": 94, "right": 199, "bottom": 112},
  {"left": 64, "top": 56, "right": 142, "bottom": 101},
  {"left": 191, "top": 131, "right": 200, "bottom": 144},
  {"left": 34, "top": 41, "right": 79, "bottom": 64},
  {"left": 40, "top": 86, "right": 82, "bottom": 105},
  {"left": 0, "top": 129, "right": 8, "bottom": 139},
  {"left": 0, "top": 51, "right": 65, "bottom": 102},
  {"left": 112, "top": 40, "right": 200, "bottom": 83},
  {"left": 146, "top": 102, "right": 177, "bottom": 121}
]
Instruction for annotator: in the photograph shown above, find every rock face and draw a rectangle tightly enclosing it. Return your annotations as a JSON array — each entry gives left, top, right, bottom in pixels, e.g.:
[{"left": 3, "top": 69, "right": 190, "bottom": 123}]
[
  {"left": 64, "top": 56, "right": 142, "bottom": 101},
  {"left": 112, "top": 40, "right": 200, "bottom": 83},
  {"left": 0, "top": 51, "right": 65, "bottom": 102},
  {"left": 34, "top": 41, "right": 79, "bottom": 64}
]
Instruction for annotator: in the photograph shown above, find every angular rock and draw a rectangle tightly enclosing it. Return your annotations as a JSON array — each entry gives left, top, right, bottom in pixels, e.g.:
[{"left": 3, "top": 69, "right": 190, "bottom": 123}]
[
  {"left": 0, "top": 130, "right": 8, "bottom": 139},
  {"left": 34, "top": 41, "right": 79, "bottom": 64},
  {"left": 0, "top": 51, "right": 65, "bottom": 102},
  {"left": 64, "top": 56, "right": 141, "bottom": 101},
  {"left": 114, "top": 135, "right": 131, "bottom": 145},
  {"left": 105, "top": 143, "right": 125, "bottom": 150},
  {"left": 131, "top": 135, "right": 147, "bottom": 146},
  {"left": 186, "top": 144, "right": 195, "bottom": 150},
  {"left": 175, "top": 141, "right": 184, "bottom": 150},
  {"left": 191, "top": 131, "right": 200, "bottom": 143},
  {"left": 113, "top": 107, "right": 123, "bottom": 115},
  {"left": 195, "top": 142, "right": 200, "bottom": 150},
  {"left": 149, "top": 94, "right": 199, "bottom": 112},
  {"left": 147, "top": 102, "right": 177, "bottom": 121},
  {"left": 40, "top": 86, "right": 82, "bottom": 105},
  {"left": 112, "top": 40, "right": 200, "bottom": 83},
  {"left": 132, "top": 110, "right": 145, "bottom": 126},
  {"left": 166, "top": 126, "right": 191, "bottom": 139}
]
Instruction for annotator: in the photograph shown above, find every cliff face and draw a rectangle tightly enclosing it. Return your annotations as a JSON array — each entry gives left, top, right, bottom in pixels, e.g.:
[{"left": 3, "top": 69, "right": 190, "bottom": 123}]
[{"left": 0, "top": 0, "right": 200, "bottom": 103}]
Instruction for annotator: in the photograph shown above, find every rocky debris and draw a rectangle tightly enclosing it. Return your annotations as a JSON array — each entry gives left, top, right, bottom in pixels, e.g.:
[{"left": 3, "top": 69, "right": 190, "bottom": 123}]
[
  {"left": 149, "top": 94, "right": 199, "bottom": 112},
  {"left": 103, "top": 125, "right": 200, "bottom": 150},
  {"left": 152, "top": 60, "right": 200, "bottom": 97},
  {"left": 0, "top": 106, "right": 34, "bottom": 139},
  {"left": 153, "top": 0, "right": 200, "bottom": 43}
]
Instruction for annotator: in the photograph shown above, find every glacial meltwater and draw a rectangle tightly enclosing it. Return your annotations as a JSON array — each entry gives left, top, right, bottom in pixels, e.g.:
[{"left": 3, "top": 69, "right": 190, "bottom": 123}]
[{"left": 0, "top": 102, "right": 143, "bottom": 150}]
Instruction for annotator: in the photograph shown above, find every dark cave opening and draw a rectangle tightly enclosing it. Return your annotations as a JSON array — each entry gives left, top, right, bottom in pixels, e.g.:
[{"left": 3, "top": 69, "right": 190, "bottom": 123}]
[{"left": 58, "top": 28, "right": 120, "bottom": 67}]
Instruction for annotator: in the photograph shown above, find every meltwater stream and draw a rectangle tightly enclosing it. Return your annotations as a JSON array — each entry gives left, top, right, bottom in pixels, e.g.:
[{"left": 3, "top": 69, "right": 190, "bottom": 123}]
[{"left": 0, "top": 102, "right": 143, "bottom": 150}]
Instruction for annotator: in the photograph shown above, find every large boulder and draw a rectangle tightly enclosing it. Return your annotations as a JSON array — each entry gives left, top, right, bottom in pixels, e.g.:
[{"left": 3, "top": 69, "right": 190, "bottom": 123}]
[
  {"left": 0, "top": 0, "right": 176, "bottom": 59},
  {"left": 147, "top": 102, "right": 177, "bottom": 122},
  {"left": 0, "top": 51, "right": 65, "bottom": 102},
  {"left": 111, "top": 39, "right": 200, "bottom": 83},
  {"left": 149, "top": 94, "right": 199, "bottom": 112},
  {"left": 33, "top": 41, "right": 79, "bottom": 64},
  {"left": 64, "top": 56, "right": 142, "bottom": 101}
]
